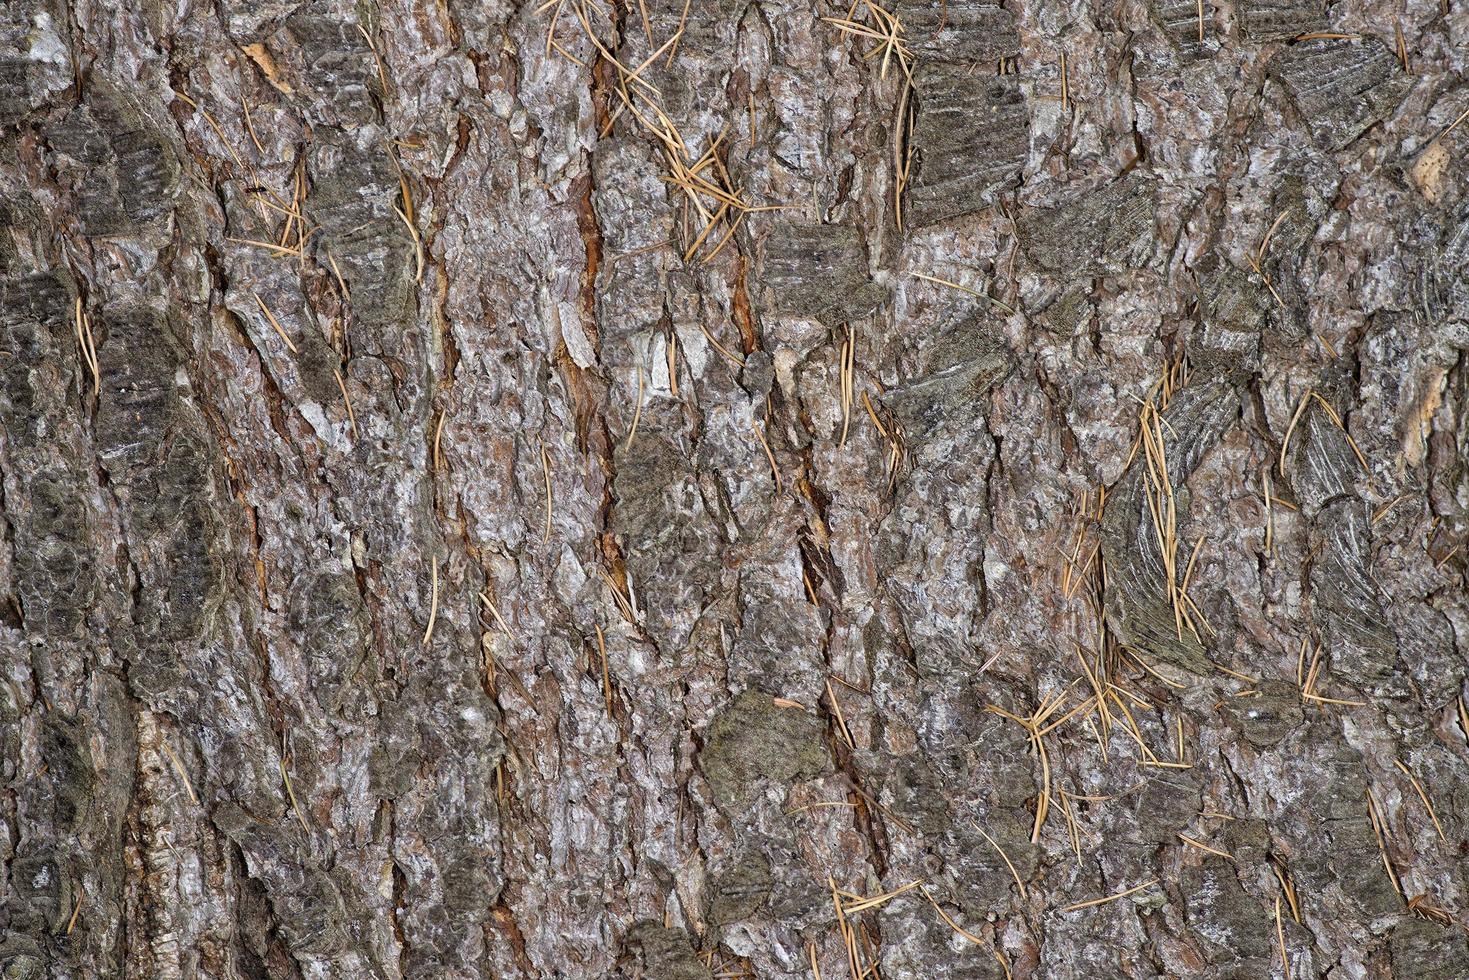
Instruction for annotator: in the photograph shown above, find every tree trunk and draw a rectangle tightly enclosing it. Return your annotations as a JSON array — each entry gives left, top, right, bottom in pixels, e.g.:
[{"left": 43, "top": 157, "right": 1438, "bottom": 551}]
[{"left": 2, "top": 0, "right": 1468, "bottom": 976}]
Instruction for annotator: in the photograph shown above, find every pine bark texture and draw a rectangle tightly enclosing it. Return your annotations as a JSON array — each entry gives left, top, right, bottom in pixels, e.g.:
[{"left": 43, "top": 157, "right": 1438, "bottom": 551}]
[{"left": 2, "top": 0, "right": 1469, "bottom": 977}]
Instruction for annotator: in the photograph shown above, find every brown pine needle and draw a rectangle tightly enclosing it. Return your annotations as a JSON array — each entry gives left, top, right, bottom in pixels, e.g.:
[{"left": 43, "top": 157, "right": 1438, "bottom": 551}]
[
  {"left": 1269, "top": 859, "right": 1301, "bottom": 923},
  {"left": 910, "top": 271, "right": 1018, "bottom": 314},
  {"left": 1058, "top": 789, "right": 1083, "bottom": 864},
  {"left": 828, "top": 877, "right": 862, "bottom": 979},
  {"left": 842, "top": 878, "right": 925, "bottom": 914},
  {"left": 825, "top": 0, "right": 915, "bottom": 225},
  {"left": 1178, "top": 834, "right": 1231, "bottom": 860},
  {"left": 431, "top": 407, "right": 449, "bottom": 471},
  {"left": 839, "top": 323, "right": 855, "bottom": 449},
  {"left": 1300, "top": 643, "right": 1366, "bottom": 707},
  {"left": 918, "top": 884, "right": 1006, "bottom": 978},
  {"left": 700, "top": 320, "right": 745, "bottom": 366},
  {"left": 159, "top": 740, "right": 199, "bottom": 806},
  {"left": 753, "top": 418, "right": 782, "bottom": 494},
  {"left": 595, "top": 624, "right": 613, "bottom": 715},
  {"left": 1278, "top": 388, "right": 1311, "bottom": 474},
  {"left": 625, "top": 364, "right": 645, "bottom": 451},
  {"left": 280, "top": 731, "right": 311, "bottom": 835},
  {"left": 540, "top": 441, "right": 554, "bottom": 542},
  {"left": 1133, "top": 392, "right": 1204, "bottom": 642},
  {"left": 1262, "top": 468, "right": 1275, "bottom": 556},
  {"left": 825, "top": 679, "right": 855, "bottom": 749},
  {"left": 554, "top": 5, "right": 768, "bottom": 264},
  {"left": 422, "top": 561, "right": 439, "bottom": 646},
  {"left": 1275, "top": 895, "right": 1289, "bottom": 974},
  {"left": 64, "top": 886, "right": 83, "bottom": 935},
  {"left": 911, "top": 270, "right": 984, "bottom": 297},
  {"left": 333, "top": 369, "right": 358, "bottom": 439},
  {"left": 229, "top": 236, "right": 304, "bottom": 257},
  {"left": 1408, "top": 893, "right": 1454, "bottom": 925},
  {"left": 392, "top": 202, "right": 425, "bottom": 284},
  {"left": 597, "top": 568, "right": 637, "bottom": 625},
  {"left": 1394, "top": 759, "right": 1446, "bottom": 843},
  {"left": 479, "top": 590, "right": 516, "bottom": 642},
  {"left": 252, "top": 292, "right": 299, "bottom": 354},
  {"left": 987, "top": 685, "right": 1084, "bottom": 842},
  {"left": 1366, "top": 789, "right": 1404, "bottom": 899},
  {"left": 1059, "top": 51, "right": 1069, "bottom": 112},
  {"left": 669, "top": 0, "right": 693, "bottom": 62},
  {"left": 1258, "top": 210, "right": 1290, "bottom": 262},
  {"left": 1061, "top": 878, "right": 1157, "bottom": 912},
  {"left": 73, "top": 299, "right": 100, "bottom": 398},
  {"left": 974, "top": 823, "right": 1028, "bottom": 898}
]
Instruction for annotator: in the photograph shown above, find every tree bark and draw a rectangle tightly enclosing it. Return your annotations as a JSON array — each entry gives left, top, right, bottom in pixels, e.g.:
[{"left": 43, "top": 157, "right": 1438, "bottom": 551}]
[{"left": 2, "top": 0, "right": 1468, "bottom": 977}]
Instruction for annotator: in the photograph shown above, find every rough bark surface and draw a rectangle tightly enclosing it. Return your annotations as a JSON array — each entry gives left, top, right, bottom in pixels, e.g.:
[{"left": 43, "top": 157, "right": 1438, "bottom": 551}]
[{"left": 2, "top": 0, "right": 1468, "bottom": 977}]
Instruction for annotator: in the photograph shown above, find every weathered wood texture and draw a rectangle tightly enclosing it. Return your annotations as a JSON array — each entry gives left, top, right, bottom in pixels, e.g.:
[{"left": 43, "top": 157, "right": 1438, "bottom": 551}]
[{"left": 2, "top": 0, "right": 1468, "bottom": 976}]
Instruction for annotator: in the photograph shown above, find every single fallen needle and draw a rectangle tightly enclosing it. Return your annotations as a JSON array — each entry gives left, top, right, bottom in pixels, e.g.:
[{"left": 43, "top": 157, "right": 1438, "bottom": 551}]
[
  {"left": 595, "top": 624, "right": 613, "bottom": 715},
  {"left": 422, "top": 560, "right": 439, "bottom": 646},
  {"left": 918, "top": 885, "right": 1012, "bottom": 977},
  {"left": 479, "top": 590, "right": 516, "bottom": 641},
  {"left": 1278, "top": 387, "right": 1312, "bottom": 474},
  {"left": 1275, "top": 895, "right": 1290, "bottom": 974},
  {"left": 1177, "top": 834, "right": 1231, "bottom": 860},
  {"left": 432, "top": 408, "right": 449, "bottom": 471},
  {"left": 624, "top": 364, "right": 645, "bottom": 452},
  {"left": 1394, "top": 759, "right": 1446, "bottom": 843},
  {"left": 1061, "top": 878, "right": 1157, "bottom": 912},
  {"left": 280, "top": 730, "right": 311, "bottom": 834},
  {"left": 1310, "top": 391, "right": 1369, "bottom": 472},
  {"left": 393, "top": 174, "right": 425, "bottom": 284},
  {"left": 333, "top": 370, "right": 358, "bottom": 439},
  {"left": 974, "top": 822, "right": 1028, "bottom": 898},
  {"left": 825, "top": 679, "right": 855, "bottom": 748},
  {"left": 159, "top": 740, "right": 199, "bottom": 806},
  {"left": 1059, "top": 51, "right": 1069, "bottom": 112},
  {"left": 64, "top": 887, "right": 83, "bottom": 935},
  {"left": 909, "top": 271, "right": 1018, "bottom": 314},
  {"left": 540, "top": 441, "right": 554, "bottom": 542},
  {"left": 752, "top": 417, "right": 782, "bottom": 493},
  {"left": 252, "top": 292, "right": 299, "bottom": 354}
]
